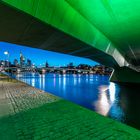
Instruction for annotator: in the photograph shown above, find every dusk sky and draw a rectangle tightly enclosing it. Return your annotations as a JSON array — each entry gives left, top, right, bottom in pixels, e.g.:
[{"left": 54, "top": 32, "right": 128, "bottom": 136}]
[{"left": 0, "top": 42, "right": 99, "bottom": 67}]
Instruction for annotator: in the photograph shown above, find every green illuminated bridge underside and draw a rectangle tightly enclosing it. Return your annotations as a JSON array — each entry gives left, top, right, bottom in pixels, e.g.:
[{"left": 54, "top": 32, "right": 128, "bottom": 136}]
[{"left": 0, "top": 0, "right": 140, "bottom": 83}]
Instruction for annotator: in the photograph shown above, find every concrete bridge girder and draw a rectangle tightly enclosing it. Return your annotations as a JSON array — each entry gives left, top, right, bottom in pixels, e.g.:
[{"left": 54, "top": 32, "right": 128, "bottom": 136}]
[
  {"left": 1, "top": 0, "right": 135, "bottom": 69},
  {"left": 0, "top": 1, "right": 139, "bottom": 83},
  {"left": 0, "top": 2, "right": 118, "bottom": 68},
  {"left": 110, "top": 67, "right": 140, "bottom": 84}
]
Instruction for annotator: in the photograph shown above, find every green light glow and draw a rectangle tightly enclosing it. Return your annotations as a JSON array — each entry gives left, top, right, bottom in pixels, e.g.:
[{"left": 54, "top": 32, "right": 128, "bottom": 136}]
[
  {"left": 2, "top": 0, "right": 140, "bottom": 67},
  {"left": 2, "top": 0, "right": 114, "bottom": 53}
]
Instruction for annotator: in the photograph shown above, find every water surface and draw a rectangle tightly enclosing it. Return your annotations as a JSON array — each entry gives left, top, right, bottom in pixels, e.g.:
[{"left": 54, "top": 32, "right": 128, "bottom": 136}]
[{"left": 13, "top": 73, "right": 140, "bottom": 130}]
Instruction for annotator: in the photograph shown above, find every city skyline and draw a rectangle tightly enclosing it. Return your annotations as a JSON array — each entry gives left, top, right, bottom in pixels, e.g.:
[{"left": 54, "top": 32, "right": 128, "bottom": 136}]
[{"left": 0, "top": 42, "right": 99, "bottom": 67}]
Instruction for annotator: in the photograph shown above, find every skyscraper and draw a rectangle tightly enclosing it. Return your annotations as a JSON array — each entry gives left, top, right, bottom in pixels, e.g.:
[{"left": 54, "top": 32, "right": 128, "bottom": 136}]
[
  {"left": 45, "top": 61, "right": 49, "bottom": 68},
  {"left": 20, "top": 52, "right": 25, "bottom": 68},
  {"left": 27, "top": 59, "right": 32, "bottom": 67},
  {"left": 14, "top": 59, "right": 19, "bottom": 67}
]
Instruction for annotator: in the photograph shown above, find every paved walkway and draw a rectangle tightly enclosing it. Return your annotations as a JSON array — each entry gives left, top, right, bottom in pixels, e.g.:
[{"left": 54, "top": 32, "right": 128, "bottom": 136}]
[{"left": 0, "top": 76, "right": 140, "bottom": 140}]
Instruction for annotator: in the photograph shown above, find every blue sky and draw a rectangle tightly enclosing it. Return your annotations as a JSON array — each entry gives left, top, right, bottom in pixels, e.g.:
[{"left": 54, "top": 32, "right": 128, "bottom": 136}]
[{"left": 0, "top": 42, "right": 99, "bottom": 66}]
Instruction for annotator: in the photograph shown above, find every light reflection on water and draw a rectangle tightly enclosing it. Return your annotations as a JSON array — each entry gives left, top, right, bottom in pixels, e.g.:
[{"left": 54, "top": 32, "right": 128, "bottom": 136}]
[
  {"left": 13, "top": 73, "right": 140, "bottom": 130},
  {"left": 94, "top": 85, "right": 112, "bottom": 116}
]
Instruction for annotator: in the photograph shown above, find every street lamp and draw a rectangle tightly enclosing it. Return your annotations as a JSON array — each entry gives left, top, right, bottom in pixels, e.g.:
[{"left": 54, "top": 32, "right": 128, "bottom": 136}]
[
  {"left": 4, "top": 51, "right": 10, "bottom": 75},
  {"left": 4, "top": 51, "right": 9, "bottom": 55}
]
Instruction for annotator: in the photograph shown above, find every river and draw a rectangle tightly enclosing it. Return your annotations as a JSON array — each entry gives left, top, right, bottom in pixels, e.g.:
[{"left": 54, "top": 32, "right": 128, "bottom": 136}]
[{"left": 13, "top": 72, "right": 140, "bottom": 130}]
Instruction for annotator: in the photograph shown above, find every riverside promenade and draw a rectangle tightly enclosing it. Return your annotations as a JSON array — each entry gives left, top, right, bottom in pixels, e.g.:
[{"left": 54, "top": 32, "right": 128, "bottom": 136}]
[{"left": 0, "top": 75, "right": 140, "bottom": 140}]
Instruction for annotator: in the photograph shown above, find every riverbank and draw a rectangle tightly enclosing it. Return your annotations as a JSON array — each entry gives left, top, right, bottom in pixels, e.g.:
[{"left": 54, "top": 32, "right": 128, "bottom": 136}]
[{"left": 0, "top": 75, "right": 140, "bottom": 139}]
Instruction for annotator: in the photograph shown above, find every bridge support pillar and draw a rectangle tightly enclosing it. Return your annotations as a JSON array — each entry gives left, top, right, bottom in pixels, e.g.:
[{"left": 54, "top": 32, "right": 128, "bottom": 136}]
[{"left": 110, "top": 67, "right": 140, "bottom": 84}]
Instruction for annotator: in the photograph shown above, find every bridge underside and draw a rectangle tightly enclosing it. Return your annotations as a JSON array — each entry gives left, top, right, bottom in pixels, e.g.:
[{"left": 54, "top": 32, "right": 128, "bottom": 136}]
[
  {"left": 110, "top": 67, "right": 140, "bottom": 84},
  {"left": 0, "top": 2, "right": 139, "bottom": 83},
  {"left": 0, "top": 2, "right": 118, "bottom": 68}
]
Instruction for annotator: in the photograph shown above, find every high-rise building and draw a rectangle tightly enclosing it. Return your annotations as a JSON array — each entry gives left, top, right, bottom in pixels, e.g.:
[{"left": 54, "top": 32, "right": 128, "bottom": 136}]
[
  {"left": 20, "top": 52, "right": 25, "bottom": 67},
  {"left": 45, "top": 61, "right": 49, "bottom": 67},
  {"left": 13, "top": 59, "right": 19, "bottom": 67},
  {"left": 0, "top": 60, "right": 11, "bottom": 67},
  {"left": 0, "top": 60, "right": 4, "bottom": 67},
  {"left": 27, "top": 59, "right": 32, "bottom": 67}
]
